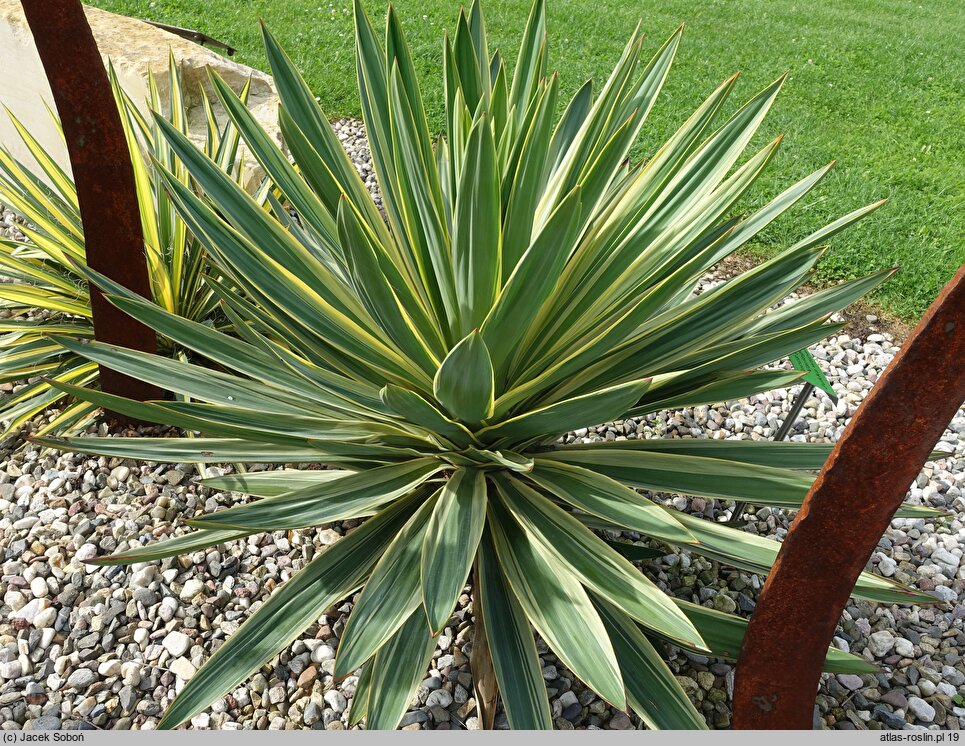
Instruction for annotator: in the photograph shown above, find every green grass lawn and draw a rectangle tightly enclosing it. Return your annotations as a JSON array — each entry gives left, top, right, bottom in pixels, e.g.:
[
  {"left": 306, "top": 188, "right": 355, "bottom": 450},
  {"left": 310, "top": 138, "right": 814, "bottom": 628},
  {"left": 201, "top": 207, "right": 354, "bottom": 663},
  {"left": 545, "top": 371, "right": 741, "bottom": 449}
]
[{"left": 90, "top": 0, "right": 964, "bottom": 321}]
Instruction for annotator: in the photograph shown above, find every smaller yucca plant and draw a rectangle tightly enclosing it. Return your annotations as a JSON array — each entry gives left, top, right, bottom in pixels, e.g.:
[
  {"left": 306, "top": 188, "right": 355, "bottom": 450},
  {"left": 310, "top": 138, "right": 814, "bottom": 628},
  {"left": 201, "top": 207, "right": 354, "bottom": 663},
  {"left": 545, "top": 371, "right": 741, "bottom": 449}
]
[
  {"left": 0, "top": 56, "right": 260, "bottom": 439},
  {"left": 37, "top": 0, "right": 939, "bottom": 731}
]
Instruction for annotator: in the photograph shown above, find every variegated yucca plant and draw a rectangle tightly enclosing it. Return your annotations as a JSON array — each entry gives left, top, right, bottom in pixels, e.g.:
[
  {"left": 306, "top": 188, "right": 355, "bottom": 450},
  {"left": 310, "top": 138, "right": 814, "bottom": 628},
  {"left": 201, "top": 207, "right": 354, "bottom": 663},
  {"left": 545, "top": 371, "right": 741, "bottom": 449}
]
[
  {"left": 36, "top": 0, "right": 937, "bottom": 730},
  {"left": 0, "top": 57, "right": 261, "bottom": 439}
]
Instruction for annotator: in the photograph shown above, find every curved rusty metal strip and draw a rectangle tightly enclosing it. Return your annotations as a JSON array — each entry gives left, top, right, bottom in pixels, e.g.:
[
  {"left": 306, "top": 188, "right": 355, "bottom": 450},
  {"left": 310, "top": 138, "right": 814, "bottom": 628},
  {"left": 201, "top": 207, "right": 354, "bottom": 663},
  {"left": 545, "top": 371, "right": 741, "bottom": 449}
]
[
  {"left": 20, "top": 0, "right": 162, "bottom": 407},
  {"left": 733, "top": 263, "right": 965, "bottom": 729}
]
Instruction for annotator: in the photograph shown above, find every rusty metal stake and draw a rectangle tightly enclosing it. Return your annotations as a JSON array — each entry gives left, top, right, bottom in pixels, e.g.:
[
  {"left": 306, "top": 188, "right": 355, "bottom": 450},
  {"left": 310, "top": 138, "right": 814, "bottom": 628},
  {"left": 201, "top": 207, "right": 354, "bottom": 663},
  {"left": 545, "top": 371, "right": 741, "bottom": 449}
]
[
  {"left": 733, "top": 263, "right": 965, "bottom": 729},
  {"left": 21, "top": 0, "right": 163, "bottom": 413}
]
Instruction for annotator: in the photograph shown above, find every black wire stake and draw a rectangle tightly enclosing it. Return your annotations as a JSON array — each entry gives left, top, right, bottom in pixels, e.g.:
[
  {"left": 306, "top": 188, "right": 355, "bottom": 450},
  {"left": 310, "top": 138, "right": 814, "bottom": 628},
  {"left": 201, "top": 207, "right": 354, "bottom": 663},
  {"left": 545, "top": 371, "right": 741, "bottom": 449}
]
[{"left": 731, "top": 381, "right": 815, "bottom": 520}]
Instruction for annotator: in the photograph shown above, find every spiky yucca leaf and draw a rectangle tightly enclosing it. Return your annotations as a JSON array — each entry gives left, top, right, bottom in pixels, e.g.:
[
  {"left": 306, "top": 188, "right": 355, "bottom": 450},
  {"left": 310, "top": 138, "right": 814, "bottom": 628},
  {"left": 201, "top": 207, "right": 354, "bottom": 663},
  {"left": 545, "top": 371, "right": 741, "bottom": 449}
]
[
  {"left": 0, "top": 56, "right": 260, "bottom": 440},
  {"left": 41, "top": 0, "right": 933, "bottom": 730}
]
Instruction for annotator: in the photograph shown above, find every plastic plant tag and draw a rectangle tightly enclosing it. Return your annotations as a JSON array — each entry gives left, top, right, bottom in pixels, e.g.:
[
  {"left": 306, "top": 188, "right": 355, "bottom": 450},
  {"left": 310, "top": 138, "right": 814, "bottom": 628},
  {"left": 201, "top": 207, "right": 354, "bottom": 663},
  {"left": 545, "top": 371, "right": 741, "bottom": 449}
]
[{"left": 788, "top": 348, "right": 838, "bottom": 402}]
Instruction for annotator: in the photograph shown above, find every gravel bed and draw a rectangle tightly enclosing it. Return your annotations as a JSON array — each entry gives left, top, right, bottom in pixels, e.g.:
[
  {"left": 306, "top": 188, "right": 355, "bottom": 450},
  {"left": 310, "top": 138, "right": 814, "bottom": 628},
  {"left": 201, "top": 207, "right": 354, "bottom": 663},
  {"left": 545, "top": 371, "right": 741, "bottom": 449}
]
[
  {"left": 0, "top": 120, "right": 962, "bottom": 732},
  {"left": 1, "top": 205, "right": 26, "bottom": 243}
]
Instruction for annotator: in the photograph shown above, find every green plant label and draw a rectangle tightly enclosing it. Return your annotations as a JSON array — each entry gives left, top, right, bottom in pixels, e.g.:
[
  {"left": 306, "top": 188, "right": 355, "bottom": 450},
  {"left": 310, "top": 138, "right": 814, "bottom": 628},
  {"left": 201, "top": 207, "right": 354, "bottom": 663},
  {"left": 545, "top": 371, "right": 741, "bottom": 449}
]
[{"left": 789, "top": 348, "right": 838, "bottom": 402}]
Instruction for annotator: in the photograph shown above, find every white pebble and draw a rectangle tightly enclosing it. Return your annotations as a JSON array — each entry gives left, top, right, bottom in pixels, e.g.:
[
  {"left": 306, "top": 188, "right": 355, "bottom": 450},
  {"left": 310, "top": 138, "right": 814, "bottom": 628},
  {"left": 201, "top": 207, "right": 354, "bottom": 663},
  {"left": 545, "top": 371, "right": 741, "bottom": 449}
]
[
  {"left": 162, "top": 631, "right": 191, "bottom": 658},
  {"left": 180, "top": 579, "right": 205, "bottom": 601},
  {"left": 29, "top": 577, "right": 49, "bottom": 598},
  {"left": 74, "top": 543, "right": 98, "bottom": 562},
  {"left": 32, "top": 607, "right": 57, "bottom": 629}
]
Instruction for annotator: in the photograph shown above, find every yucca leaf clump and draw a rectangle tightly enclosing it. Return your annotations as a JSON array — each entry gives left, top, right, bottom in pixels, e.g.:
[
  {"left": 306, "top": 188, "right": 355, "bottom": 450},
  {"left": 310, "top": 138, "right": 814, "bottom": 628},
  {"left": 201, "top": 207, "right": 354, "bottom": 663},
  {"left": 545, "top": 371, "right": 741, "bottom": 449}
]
[
  {"left": 0, "top": 57, "right": 262, "bottom": 440},
  {"left": 38, "top": 0, "right": 937, "bottom": 730}
]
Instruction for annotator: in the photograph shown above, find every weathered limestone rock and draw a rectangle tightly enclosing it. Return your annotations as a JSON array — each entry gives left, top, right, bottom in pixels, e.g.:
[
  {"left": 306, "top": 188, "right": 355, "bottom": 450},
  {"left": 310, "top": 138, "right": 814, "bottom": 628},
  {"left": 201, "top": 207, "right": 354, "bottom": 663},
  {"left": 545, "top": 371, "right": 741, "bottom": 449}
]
[{"left": 0, "top": 1, "right": 279, "bottom": 192}]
